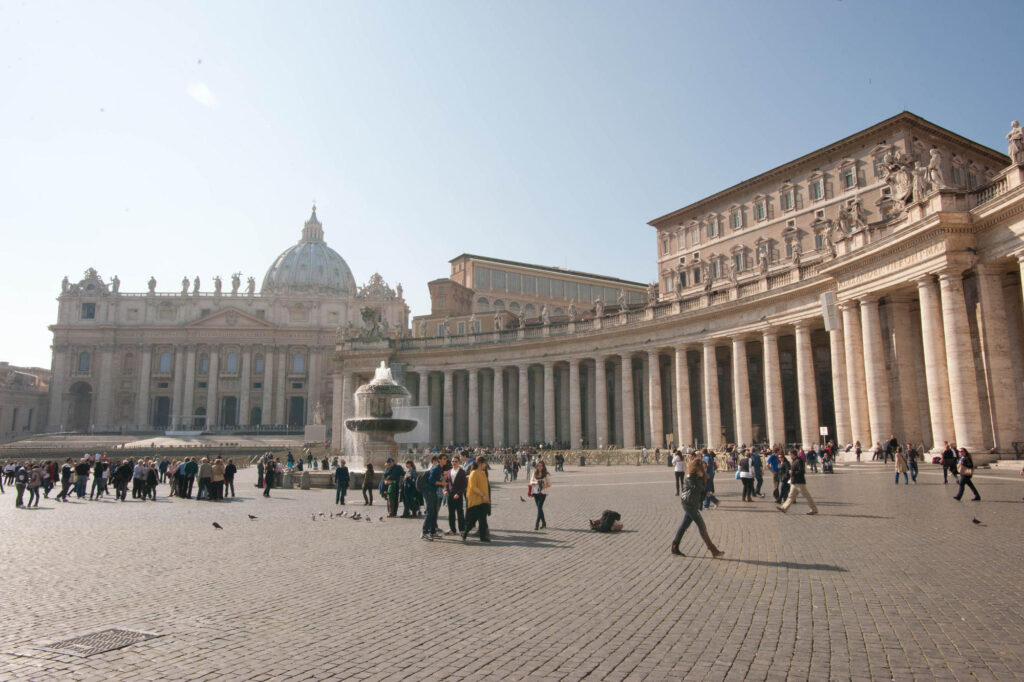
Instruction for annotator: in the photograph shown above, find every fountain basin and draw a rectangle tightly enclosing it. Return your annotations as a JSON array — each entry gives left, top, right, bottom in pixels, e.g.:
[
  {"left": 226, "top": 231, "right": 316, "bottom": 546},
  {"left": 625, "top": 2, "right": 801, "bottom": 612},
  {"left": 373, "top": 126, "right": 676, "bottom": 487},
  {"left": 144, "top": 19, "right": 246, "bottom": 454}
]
[{"left": 345, "top": 417, "right": 418, "bottom": 434}]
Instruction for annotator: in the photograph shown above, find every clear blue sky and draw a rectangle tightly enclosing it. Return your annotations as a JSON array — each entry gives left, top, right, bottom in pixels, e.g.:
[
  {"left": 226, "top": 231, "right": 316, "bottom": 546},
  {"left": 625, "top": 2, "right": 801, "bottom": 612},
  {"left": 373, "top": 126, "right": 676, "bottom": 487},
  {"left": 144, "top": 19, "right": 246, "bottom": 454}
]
[{"left": 2, "top": 0, "right": 1022, "bottom": 367}]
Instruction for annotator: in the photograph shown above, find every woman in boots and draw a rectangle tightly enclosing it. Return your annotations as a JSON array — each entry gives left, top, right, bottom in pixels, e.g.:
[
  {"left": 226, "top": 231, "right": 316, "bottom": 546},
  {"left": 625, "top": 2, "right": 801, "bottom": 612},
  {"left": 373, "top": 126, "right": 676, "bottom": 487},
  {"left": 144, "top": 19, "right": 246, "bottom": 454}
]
[{"left": 671, "top": 453, "right": 724, "bottom": 559}]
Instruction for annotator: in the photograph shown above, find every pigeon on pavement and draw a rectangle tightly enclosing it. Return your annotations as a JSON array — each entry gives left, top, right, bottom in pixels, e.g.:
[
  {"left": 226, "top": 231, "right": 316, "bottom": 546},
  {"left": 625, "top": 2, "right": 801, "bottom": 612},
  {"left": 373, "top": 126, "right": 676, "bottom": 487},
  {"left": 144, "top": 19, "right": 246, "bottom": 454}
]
[
  {"left": 212, "top": 522, "right": 223, "bottom": 529},
  {"left": 248, "top": 514, "right": 257, "bottom": 520}
]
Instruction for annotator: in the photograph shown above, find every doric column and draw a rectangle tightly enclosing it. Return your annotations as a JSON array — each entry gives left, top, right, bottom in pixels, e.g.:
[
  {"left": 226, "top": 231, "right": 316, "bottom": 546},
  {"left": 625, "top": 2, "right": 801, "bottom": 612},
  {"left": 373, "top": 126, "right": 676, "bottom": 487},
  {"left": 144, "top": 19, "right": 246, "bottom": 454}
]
[
  {"left": 827, "top": 323, "right": 851, "bottom": 448},
  {"left": 702, "top": 342, "right": 720, "bottom": 448},
  {"left": 341, "top": 373, "right": 354, "bottom": 444},
  {"left": 182, "top": 345, "right": 197, "bottom": 427},
  {"left": 331, "top": 372, "right": 344, "bottom": 451},
  {"left": 206, "top": 345, "right": 220, "bottom": 428},
  {"left": 731, "top": 339, "right": 751, "bottom": 446},
  {"left": 417, "top": 371, "right": 429, "bottom": 406},
  {"left": 306, "top": 349, "right": 319, "bottom": 424},
  {"left": 260, "top": 346, "right": 274, "bottom": 427},
  {"left": 274, "top": 347, "right": 287, "bottom": 427},
  {"left": 938, "top": 270, "right": 984, "bottom": 451},
  {"left": 171, "top": 347, "right": 185, "bottom": 428},
  {"left": 594, "top": 358, "right": 608, "bottom": 448},
  {"left": 239, "top": 346, "right": 252, "bottom": 426},
  {"left": 543, "top": 362, "right": 556, "bottom": 444},
  {"left": 674, "top": 346, "right": 692, "bottom": 447},
  {"left": 136, "top": 344, "right": 152, "bottom": 427},
  {"left": 518, "top": 365, "right": 530, "bottom": 445},
  {"left": 443, "top": 369, "right": 455, "bottom": 445},
  {"left": 976, "top": 264, "right": 1019, "bottom": 451},
  {"left": 493, "top": 367, "right": 505, "bottom": 447},
  {"left": 47, "top": 344, "right": 69, "bottom": 430},
  {"left": 621, "top": 355, "right": 635, "bottom": 448},
  {"left": 887, "top": 297, "right": 922, "bottom": 445},
  {"left": 916, "top": 277, "right": 954, "bottom": 452},
  {"left": 840, "top": 303, "right": 871, "bottom": 449},
  {"left": 762, "top": 330, "right": 784, "bottom": 446},
  {"left": 468, "top": 368, "right": 479, "bottom": 446},
  {"left": 481, "top": 370, "right": 493, "bottom": 445},
  {"left": 860, "top": 298, "right": 891, "bottom": 447},
  {"left": 94, "top": 344, "right": 115, "bottom": 428},
  {"left": 569, "top": 358, "right": 582, "bottom": 449},
  {"left": 794, "top": 321, "right": 819, "bottom": 448},
  {"left": 647, "top": 350, "right": 664, "bottom": 449}
]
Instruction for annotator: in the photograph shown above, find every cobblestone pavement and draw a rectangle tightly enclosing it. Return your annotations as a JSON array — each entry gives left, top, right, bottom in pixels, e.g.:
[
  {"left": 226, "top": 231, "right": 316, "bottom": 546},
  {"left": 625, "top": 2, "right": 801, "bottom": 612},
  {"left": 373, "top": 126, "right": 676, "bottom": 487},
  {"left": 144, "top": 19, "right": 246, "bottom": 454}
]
[{"left": 0, "top": 461, "right": 1021, "bottom": 681}]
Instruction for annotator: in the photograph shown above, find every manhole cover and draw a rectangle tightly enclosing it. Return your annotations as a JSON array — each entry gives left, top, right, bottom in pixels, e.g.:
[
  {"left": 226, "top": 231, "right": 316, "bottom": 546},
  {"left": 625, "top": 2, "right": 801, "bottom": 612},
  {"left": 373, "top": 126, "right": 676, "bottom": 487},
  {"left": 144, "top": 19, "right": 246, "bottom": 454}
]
[{"left": 35, "top": 629, "right": 162, "bottom": 657}]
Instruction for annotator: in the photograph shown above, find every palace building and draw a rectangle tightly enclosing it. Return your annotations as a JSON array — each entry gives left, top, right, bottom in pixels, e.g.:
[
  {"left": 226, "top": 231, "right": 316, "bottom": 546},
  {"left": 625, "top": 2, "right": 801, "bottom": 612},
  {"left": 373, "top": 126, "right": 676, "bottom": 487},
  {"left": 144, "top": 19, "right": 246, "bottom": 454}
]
[{"left": 331, "top": 112, "right": 1024, "bottom": 462}]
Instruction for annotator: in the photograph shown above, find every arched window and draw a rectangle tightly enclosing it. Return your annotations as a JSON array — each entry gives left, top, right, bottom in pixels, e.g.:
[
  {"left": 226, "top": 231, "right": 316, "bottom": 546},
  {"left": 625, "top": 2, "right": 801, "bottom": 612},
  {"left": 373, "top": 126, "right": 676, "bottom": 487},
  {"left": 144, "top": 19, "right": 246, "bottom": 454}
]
[
  {"left": 524, "top": 304, "right": 536, "bottom": 318},
  {"left": 508, "top": 301, "right": 521, "bottom": 313},
  {"left": 475, "top": 297, "right": 490, "bottom": 313},
  {"left": 225, "top": 352, "right": 239, "bottom": 373},
  {"left": 492, "top": 299, "right": 505, "bottom": 312},
  {"left": 553, "top": 307, "right": 564, "bottom": 317},
  {"left": 292, "top": 352, "right": 305, "bottom": 373},
  {"left": 158, "top": 352, "right": 172, "bottom": 373},
  {"left": 78, "top": 352, "right": 91, "bottom": 373}
]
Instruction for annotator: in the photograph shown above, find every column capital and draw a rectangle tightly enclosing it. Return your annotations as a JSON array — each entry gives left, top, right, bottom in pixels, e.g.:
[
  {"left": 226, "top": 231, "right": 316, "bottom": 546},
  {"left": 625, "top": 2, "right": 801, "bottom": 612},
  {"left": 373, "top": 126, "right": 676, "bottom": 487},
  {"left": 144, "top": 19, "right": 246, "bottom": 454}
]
[
  {"left": 913, "top": 274, "right": 938, "bottom": 288},
  {"left": 936, "top": 266, "right": 966, "bottom": 284},
  {"left": 859, "top": 295, "right": 881, "bottom": 308},
  {"left": 1014, "top": 250, "right": 1024, "bottom": 265},
  {"left": 760, "top": 326, "right": 780, "bottom": 340},
  {"left": 793, "top": 319, "right": 815, "bottom": 332},
  {"left": 974, "top": 262, "right": 1005, "bottom": 278}
]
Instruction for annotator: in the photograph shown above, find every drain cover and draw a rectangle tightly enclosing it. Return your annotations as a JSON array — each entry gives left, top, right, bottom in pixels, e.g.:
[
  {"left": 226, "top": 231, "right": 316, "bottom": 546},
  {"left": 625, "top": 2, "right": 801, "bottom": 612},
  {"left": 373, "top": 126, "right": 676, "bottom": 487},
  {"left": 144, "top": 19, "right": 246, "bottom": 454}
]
[{"left": 36, "top": 628, "right": 162, "bottom": 657}]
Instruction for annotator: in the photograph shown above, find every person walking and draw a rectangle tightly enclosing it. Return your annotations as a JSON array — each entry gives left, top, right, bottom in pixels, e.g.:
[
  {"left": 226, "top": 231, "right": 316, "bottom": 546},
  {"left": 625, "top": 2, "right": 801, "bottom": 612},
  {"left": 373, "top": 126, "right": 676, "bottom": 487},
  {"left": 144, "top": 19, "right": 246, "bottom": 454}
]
[
  {"left": 263, "top": 458, "right": 277, "bottom": 497},
  {"left": 446, "top": 454, "right": 467, "bottom": 534},
  {"left": 362, "top": 462, "right": 375, "bottom": 506},
  {"left": 420, "top": 454, "right": 447, "bottom": 540},
  {"left": 54, "top": 459, "right": 73, "bottom": 502},
  {"left": 671, "top": 454, "right": 724, "bottom": 558},
  {"left": 14, "top": 464, "right": 28, "bottom": 507},
  {"left": 211, "top": 458, "right": 225, "bottom": 501},
  {"left": 894, "top": 446, "right": 909, "bottom": 485},
  {"left": 26, "top": 464, "right": 42, "bottom": 507},
  {"left": 737, "top": 452, "right": 754, "bottom": 502},
  {"left": 941, "top": 442, "right": 958, "bottom": 484},
  {"left": 334, "top": 459, "right": 349, "bottom": 505},
  {"left": 402, "top": 461, "right": 421, "bottom": 518},
  {"left": 701, "top": 450, "right": 720, "bottom": 509},
  {"left": 906, "top": 445, "right": 919, "bottom": 484},
  {"left": 224, "top": 459, "right": 236, "bottom": 497},
  {"left": 953, "top": 448, "right": 981, "bottom": 501},
  {"left": 751, "top": 450, "right": 765, "bottom": 497},
  {"left": 382, "top": 457, "right": 404, "bottom": 517},
  {"left": 672, "top": 449, "right": 686, "bottom": 496},
  {"left": 777, "top": 450, "right": 818, "bottom": 514},
  {"left": 529, "top": 460, "right": 551, "bottom": 530},
  {"left": 462, "top": 456, "right": 491, "bottom": 542}
]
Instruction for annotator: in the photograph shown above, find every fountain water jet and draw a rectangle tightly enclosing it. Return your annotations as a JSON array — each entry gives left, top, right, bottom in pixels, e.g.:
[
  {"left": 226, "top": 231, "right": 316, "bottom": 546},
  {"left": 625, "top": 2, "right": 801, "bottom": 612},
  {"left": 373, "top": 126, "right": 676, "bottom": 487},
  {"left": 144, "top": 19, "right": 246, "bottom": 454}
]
[{"left": 344, "top": 361, "right": 418, "bottom": 472}]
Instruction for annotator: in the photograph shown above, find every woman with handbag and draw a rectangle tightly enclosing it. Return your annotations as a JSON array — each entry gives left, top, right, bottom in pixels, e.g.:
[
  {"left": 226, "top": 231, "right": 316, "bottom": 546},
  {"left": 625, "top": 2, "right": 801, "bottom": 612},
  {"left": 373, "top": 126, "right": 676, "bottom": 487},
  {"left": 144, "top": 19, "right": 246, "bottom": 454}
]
[
  {"left": 463, "top": 457, "right": 491, "bottom": 542},
  {"left": 894, "top": 446, "right": 909, "bottom": 485},
  {"left": 736, "top": 452, "right": 754, "bottom": 501},
  {"left": 953, "top": 448, "right": 980, "bottom": 501},
  {"left": 529, "top": 460, "right": 551, "bottom": 530},
  {"left": 671, "top": 454, "right": 724, "bottom": 558}
]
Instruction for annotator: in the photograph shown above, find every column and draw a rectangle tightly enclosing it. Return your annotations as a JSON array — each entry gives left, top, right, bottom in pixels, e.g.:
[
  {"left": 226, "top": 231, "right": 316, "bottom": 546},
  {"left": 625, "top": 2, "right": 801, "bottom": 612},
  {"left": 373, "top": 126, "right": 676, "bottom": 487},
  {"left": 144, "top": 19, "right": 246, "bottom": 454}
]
[
  {"left": 171, "top": 347, "right": 185, "bottom": 428},
  {"left": 762, "top": 330, "right": 785, "bottom": 446},
  {"left": 887, "top": 297, "right": 922, "bottom": 444},
  {"left": 94, "top": 344, "right": 115, "bottom": 428},
  {"left": 731, "top": 339, "right": 751, "bottom": 446},
  {"left": 468, "top": 368, "right": 479, "bottom": 446},
  {"left": 840, "top": 303, "right": 871, "bottom": 449},
  {"left": 558, "top": 365, "right": 570, "bottom": 445},
  {"left": 306, "top": 349, "right": 319, "bottom": 424},
  {"left": 443, "top": 369, "right": 455, "bottom": 445},
  {"left": 674, "top": 347, "right": 692, "bottom": 448},
  {"left": 342, "top": 373, "right": 354, "bottom": 448},
  {"left": 794, "top": 321, "right": 819, "bottom": 447},
  {"left": 543, "top": 362, "right": 556, "bottom": 444},
  {"left": 481, "top": 370, "right": 493, "bottom": 445},
  {"left": 261, "top": 346, "right": 274, "bottom": 427},
  {"left": 595, "top": 358, "right": 608, "bottom": 448},
  {"left": 977, "top": 264, "right": 1019, "bottom": 451},
  {"left": 136, "top": 344, "right": 152, "bottom": 427},
  {"left": 274, "top": 347, "right": 287, "bottom": 426},
  {"left": 860, "top": 298, "right": 891, "bottom": 446},
  {"left": 493, "top": 367, "right": 505, "bottom": 447},
  {"left": 417, "top": 370, "right": 429, "bottom": 406},
  {"left": 915, "top": 278, "right": 953, "bottom": 451},
  {"left": 647, "top": 350, "right": 664, "bottom": 449},
  {"left": 827, "top": 324, "right": 851, "bottom": 448},
  {"left": 331, "top": 372, "right": 344, "bottom": 451},
  {"left": 239, "top": 346, "right": 252, "bottom": 426},
  {"left": 47, "top": 344, "right": 68, "bottom": 430},
  {"left": 938, "top": 270, "right": 984, "bottom": 451},
  {"left": 205, "top": 345, "right": 219, "bottom": 428},
  {"left": 182, "top": 345, "right": 197, "bottom": 427},
  {"left": 569, "top": 358, "right": 582, "bottom": 449},
  {"left": 702, "top": 343, "right": 721, "bottom": 448},
  {"left": 620, "top": 355, "right": 635, "bottom": 448},
  {"left": 518, "top": 365, "right": 530, "bottom": 445}
]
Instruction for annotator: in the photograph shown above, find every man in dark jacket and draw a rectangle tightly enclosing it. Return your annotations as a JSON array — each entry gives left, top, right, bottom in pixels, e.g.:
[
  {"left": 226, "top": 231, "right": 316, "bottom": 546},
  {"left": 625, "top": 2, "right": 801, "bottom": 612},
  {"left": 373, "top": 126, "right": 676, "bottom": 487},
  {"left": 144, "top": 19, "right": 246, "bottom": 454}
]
[
  {"left": 55, "top": 459, "right": 74, "bottom": 502},
  {"left": 382, "top": 457, "right": 405, "bottom": 517},
  {"left": 941, "top": 441, "right": 958, "bottom": 484},
  {"left": 333, "top": 459, "right": 349, "bottom": 505},
  {"left": 446, "top": 454, "right": 468, "bottom": 535},
  {"left": 777, "top": 450, "right": 818, "bottom": 514}
]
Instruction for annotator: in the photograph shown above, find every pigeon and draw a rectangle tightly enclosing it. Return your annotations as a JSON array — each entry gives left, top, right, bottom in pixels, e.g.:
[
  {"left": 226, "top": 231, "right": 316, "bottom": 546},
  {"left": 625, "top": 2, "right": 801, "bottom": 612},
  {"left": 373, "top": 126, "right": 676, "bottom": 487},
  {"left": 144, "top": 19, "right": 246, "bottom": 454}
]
[
  {"left": 972, "top": 518, "right": 982, "bottom": 524},
  {"left": 311, "top": 513, "right": 316, "bottom": 521},
  {"left": 319, "top": 512, "right": 326, "bottom": 518},
  {"left": 365, "top": 517, "right": 371, "bottom": 522},
  {"left": 520, "top": 496, "right": 526, "bottom": 502},
  {"left": 212, "top": 522, "right": 223, "bottom": 530},
  {"left": 378, "top": 516, "right": 384, "bottom": 522},
  {"left": 330, "top": 512, "right": 334, "bottom": 518},
  {"left": 248, "top": 514, "right": 257, "bottom": 520}
]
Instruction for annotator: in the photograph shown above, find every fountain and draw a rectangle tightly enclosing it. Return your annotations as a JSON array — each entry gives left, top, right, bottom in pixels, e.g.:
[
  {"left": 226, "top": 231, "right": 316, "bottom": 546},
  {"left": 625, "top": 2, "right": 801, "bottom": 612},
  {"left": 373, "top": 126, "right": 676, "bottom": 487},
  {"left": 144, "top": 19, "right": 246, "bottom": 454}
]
[{"left": 344, "top": 361, "right": 418, "bottom": 472}]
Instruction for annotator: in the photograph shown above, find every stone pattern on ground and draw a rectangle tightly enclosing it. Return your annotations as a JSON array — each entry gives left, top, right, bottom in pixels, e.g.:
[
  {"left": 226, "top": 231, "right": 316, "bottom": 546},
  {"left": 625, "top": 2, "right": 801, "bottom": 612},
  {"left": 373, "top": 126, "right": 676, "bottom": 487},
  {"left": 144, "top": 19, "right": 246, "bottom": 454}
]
[{"left": 0, "top": 463, "right": 1021, "bottom": 681}]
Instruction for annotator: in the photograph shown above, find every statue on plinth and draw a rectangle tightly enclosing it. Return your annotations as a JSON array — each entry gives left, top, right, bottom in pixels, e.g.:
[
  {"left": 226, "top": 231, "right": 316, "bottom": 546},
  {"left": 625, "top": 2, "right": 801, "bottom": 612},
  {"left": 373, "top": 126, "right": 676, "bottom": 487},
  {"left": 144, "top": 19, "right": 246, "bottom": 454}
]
[
  {"left": 213, "top": 276, "right": 222, "bottom": 295},
  {"left": 111, "top": 275, "right": 120, "bottom": 293},
  {"left": 246, "top": 276, "right": 256, "bottom": 296},
  {"left": 193, "top": 276, "right": 201, "bottom": 295},
  {"left": 61, "top": 276, "right": 70, "bottom": 293},
  {"left": 568, "top": 302, "right": 578, "bottom": 322},
  {"left": 540, "top": 304, "right": 550, "bottom": 325},
  {"left": 181, "top": 276, "right": 190, "bottom": 295},
  {"left": 148, "top": 276, "right": 157, "bottom": 293},
  {"left": 928, "top": 148, "right": 947, "bottom": 190},
  {"left": 1007, "top": 120, "right": 1024, "bottom": 165},
  {"left": 594, "top": 298, "right": 604, "bottom": 317},
  {"left": 231, "top": 273, "right": 241, "bottom": 295}
]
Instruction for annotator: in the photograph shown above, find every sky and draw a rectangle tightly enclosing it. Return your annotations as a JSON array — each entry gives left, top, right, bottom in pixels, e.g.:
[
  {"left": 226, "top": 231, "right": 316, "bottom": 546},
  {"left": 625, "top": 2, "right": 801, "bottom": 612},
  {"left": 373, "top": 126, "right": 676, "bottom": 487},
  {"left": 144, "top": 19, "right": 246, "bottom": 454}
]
[{"left": 2, "top": 0, "right": 1022, "bottom": 368}]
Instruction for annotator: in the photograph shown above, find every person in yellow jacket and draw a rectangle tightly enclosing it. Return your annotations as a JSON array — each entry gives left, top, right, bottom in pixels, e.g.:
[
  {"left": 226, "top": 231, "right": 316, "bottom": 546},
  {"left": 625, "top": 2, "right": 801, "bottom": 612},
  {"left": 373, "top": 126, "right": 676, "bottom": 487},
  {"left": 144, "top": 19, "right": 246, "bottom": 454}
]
[{"left": 462, "top": 457, "right": 491, "bottom": 542}]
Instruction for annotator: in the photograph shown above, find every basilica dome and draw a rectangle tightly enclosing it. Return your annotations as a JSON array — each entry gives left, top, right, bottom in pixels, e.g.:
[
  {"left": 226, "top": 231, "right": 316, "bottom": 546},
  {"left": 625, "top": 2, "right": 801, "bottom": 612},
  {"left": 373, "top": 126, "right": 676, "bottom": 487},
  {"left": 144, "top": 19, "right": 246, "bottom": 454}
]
[{"left": 261, "top": 207, "right": 357, "bottom": 296}]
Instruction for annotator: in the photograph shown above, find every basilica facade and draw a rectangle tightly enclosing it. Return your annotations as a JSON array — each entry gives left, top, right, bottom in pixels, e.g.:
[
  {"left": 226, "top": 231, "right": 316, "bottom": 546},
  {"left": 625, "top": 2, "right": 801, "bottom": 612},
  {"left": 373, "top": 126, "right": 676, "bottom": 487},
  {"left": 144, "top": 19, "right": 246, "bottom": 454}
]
[
  {"left": 331, "top": 112, "right": 1024, "bottom": 462},
  {"left": 47, "top": 208, "right": 409, "bottom": 433}
]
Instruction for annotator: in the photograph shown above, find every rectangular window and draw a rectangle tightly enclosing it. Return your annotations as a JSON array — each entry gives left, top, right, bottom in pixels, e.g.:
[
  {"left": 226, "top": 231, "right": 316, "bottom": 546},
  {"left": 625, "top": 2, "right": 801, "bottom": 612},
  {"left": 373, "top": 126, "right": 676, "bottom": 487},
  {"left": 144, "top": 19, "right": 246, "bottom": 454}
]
[
  {"left": 255, "top": 357, "right": 264, "bottom": 374},
  {"left": 579, "top": 283, "right": 591, "bottom": 302},
  {"left": 951, "top": 166, "right": 964, "bottom": 185},
  {"left": 730, "top": 211, "right": 742, "bottom": 229},
  {"left": 707, "top": 218, "right": 718, "bottom": 238},
  {"left": 521, "top": 275, "right": 536, "bottom": 295},
  {"left": 786, "top": 242, "right": 794, "bottom": 258},
  {"left": 873, "top": 158, "right": 885, "bottom": 178},
  {"left": 81, "top": 303, "right": 96, "bottom": 319},
  {"left": 253, "top": 382, "right": 262, "bottom": 389},
  {"left": 754, "top": 201, "right": 766, "bottom": 221},
  {"left": 200, "top": 357, "right": 209, "bottom": 374},
  {"left": 157, "top": 382, "right": 169, "bottom": 389},
  {"left": 689, "top": 227, "right": 700, "bottom": 245},
  {"left": 437, "top": 323, "right": 444, "bottom": 336},
  {"left": 198, "top": 382, "right": 207, "bottom": 389},
  {"left": 679, "top": 271, "right": 687, "bottom": 287},
  {"left": 815, "top": 234, "right": 825, "bottom": 250},
  {"left": 491, "top": 270, "right": 506, "bottom": 291},
  {"left": 842, "top": 168, "right": 856, "bottom": 189},
  {"left": 26, "top": 408, "right": 33, "bottom": 430},
  {"left": 537, "top": 277, "right": 550, "bottom": 296},
  {"left": 551, "top": 279, "right": 564, "bottom": 298},
  {"left": 565, "top": 281, "right": 578, "bottom": 300},
  {"left": 734, "top": 254, "right": 743, "bottom": 271},
  {"left": 781, "top": 192, "right": 793, "bottom": 211},
  {"left": 968, "top": 171, "right": 978, "bottom": 189},
  {"left": 474, "top": 266, "right": 490, "bottom": 289},
  {"left": 11, "top": 408, "right": 18, "bottom": 431},
  {"left": 507, "top": 272, "right": 520, "bottom": 293},
  {"left": 605, "top": 287, "right": 619, "bottom": 302},
  {"left": 810, "top": 180, "right": 823, "bottom": 200},
  {"left": 292, "top": 382, "right": 303, "bottom": 389},
  {"left": 158, "top": 352, "right": 172, "bottom": 373},
  {"left": 693, "top": 268, "right": 700, "bottom": 284},
  {"left": 473, "top": 320, "right": 481, "bottom": 333},
  {"left": 457, "top": 321, "right": 465, "bottom": 335},
  {"left": 661, "top": 238, "right": 669, "bottom": 255}
]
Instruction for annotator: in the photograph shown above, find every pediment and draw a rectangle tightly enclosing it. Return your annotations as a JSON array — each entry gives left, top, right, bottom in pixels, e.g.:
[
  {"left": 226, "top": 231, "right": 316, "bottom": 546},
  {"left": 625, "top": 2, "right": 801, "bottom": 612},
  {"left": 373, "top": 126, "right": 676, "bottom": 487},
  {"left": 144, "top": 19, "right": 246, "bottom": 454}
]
[{"left": 185, "top": 307, "right": 276, "bottom": 329}]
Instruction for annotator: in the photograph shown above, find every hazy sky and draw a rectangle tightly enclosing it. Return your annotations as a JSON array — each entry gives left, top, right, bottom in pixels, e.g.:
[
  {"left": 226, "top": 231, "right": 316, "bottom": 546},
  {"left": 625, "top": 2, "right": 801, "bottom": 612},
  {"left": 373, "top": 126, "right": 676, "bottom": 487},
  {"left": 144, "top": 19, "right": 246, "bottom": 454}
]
[{"left": 2, "top": 0, "right": 1022, "bottom": 368}]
